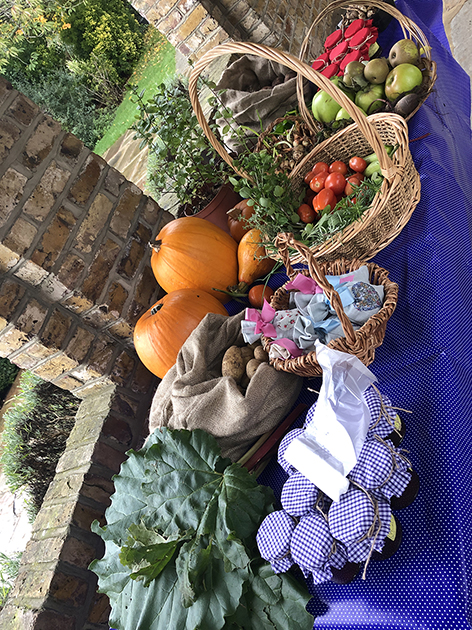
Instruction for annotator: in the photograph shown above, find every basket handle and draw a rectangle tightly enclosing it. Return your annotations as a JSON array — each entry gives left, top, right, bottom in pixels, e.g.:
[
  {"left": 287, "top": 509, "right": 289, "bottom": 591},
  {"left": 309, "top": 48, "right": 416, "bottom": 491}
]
[
  {"left": 188, "top": 42, "right": 397, "bottom": 182},
  {"left": 275, "top": 232, "right": 358, "bottom": 345},
  {"left": 297, "top": 0, "right": 435, "bottom": 131}
]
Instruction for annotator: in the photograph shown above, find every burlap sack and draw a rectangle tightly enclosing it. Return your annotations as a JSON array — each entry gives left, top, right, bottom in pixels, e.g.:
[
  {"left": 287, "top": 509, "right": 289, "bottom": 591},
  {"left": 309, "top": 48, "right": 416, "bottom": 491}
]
[
  {"left": 215, "top": 55, "right": 312, "bottom": 153},
  {"left": 148, "top": 311, "right": 303, "bottom": 462}
]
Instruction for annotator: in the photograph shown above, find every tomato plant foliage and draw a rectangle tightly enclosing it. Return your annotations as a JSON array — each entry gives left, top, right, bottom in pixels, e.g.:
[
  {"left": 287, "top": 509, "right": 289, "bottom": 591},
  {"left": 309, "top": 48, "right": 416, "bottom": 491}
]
[{"left": 90, "top": 428, "right": 314, "bottom": 630}]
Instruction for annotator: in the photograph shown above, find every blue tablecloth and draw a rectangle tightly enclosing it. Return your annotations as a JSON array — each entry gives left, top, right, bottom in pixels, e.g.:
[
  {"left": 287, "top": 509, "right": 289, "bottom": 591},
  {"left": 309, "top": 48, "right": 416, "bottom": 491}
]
[{"left": 253, "top": 2, "right": 472, "bottom": 627}]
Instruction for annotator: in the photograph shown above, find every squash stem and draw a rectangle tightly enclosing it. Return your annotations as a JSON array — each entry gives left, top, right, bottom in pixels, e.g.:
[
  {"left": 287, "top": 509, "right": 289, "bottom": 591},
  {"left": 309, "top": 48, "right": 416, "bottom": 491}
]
[{"left": 150, "top": 240, "right": 161, "bottom": 253}]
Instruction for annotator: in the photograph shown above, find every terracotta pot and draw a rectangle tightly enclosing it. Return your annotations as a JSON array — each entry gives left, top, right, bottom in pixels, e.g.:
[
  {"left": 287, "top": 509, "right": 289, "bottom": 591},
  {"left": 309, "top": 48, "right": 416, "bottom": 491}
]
[{"left": 186, "top": 184, "right": 242, "bottom": 235}]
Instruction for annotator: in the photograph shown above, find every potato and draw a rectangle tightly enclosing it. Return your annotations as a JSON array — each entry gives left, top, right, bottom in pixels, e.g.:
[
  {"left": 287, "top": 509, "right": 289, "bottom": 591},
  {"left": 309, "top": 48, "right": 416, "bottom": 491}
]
[
  {"left": 222, "top": 346, "right": 245, "bottom": 383},
  {"left": 253, "top": 345, "right": 269, "bottom": 363},
  {"left": 240, "top": 346, "right": 254, "bottom": 365},
  {"left": 246, "top": 358, "right": 262, "bottom": 380}
]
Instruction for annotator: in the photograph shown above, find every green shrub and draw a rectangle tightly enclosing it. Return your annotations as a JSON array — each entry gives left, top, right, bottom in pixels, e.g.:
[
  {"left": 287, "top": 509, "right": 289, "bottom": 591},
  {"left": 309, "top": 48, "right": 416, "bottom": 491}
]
[
  {"left": 8, "top": 68, "right": 116, "bottom": 149},
  {"left": 61, "top": 0, "right": 146, "bottom": 82},
  {"left": 0, "top": 372, "right": 79, "bottom": 521},
  {"left": 0, "top": 359, "right": 19, "bottom": 403}
]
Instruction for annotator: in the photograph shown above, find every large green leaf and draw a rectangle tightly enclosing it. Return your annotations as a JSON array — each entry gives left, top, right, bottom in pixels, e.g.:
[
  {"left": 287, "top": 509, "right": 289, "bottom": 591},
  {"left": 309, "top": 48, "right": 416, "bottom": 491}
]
[
  {"left": 90, "top": 429, "right": 314, "bottom": 630},
  {"left": 224, "top": 561, "right": 314, "bottom": 630},
  {"left": 92, "top": 532, "right": 246, "bottom": 630}
]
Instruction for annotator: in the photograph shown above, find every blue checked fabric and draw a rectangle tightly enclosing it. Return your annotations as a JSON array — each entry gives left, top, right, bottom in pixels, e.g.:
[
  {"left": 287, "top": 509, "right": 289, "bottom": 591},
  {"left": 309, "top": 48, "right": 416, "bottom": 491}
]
[
  {"left": 281, "top": 471, "right": 319, "bottom": 517},
  {"left": 290, "top": 511, "right": 334, "bottom": 582},
  {"left": 349, "top": 438, "right": 412, "bottom": 501},
  {"left": 256, "top": 509, "right": 297, "bottom": 562},
  {"left": 328, "top": 486, "right": 392, "bottom": 562}
]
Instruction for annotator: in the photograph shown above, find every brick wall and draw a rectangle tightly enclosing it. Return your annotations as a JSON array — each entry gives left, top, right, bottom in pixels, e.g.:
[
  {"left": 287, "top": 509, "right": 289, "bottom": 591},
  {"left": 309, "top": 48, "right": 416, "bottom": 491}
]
[
  {"left": 0, "top": 75, "right": 174, "bottom": 629},
  {"left": 132, "top": 0, "right": 335, "bottom": 61}
]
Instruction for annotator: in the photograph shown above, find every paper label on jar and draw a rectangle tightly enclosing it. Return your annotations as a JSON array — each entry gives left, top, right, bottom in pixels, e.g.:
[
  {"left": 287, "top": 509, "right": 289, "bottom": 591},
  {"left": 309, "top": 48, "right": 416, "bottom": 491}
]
[
  {"left": 394, "top": 414, "right": 402, "bottom": 431},
  {"left": 386, "top": 515, "right": 397, "bottom": 541}
]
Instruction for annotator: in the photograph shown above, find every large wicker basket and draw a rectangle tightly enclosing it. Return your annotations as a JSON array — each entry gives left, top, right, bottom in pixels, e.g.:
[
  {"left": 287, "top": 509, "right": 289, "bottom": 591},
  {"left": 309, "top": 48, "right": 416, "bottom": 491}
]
[
  {"left": 188, "top": 42, "right": 421, "bottom": 263},
  {"left": 260, "top": 232, "right": 399, "bottom": 378},
  {"left": 296, "top": 0, "right": 437, "bottom": 131}
]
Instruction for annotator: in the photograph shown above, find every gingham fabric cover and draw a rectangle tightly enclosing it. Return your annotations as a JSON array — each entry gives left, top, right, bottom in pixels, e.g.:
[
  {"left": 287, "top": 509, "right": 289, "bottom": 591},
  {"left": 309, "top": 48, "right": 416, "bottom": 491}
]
[
  {"left": 281, "top": 471, "right": 320, "bottom": 517},
  {"left": 348, "top": 438, "right": 412, "bottom": 500}
]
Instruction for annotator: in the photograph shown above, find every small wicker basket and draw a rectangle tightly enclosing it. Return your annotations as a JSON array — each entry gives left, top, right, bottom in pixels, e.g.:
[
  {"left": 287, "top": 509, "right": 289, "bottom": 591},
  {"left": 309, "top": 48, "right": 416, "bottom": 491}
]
[
  {"left": 188, "top": 42, "right": 421, "bottom": 263},
  {"left": 260, "top": 232, "right": 398, "bottom": 378},
  {"left": 296, "top": 0, "right": 437, "bottom": 132}
]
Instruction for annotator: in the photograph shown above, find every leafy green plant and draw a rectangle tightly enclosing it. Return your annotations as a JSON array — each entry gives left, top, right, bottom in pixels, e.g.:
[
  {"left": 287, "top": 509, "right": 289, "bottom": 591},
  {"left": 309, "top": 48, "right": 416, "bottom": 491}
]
[
  {"left": 0, "top": 371, "right": 78, "bottom": 521},
  {"left": 90, "top": 428, "right": 314, "bottom": 630},
  {"left": 0, "top": 551, "right": 22, "bottom": 610},
  {"left": 0, "top": 358, "right": 19, "bottom": 403},
  {"left": 9, "top": 68, "right": 115, "bottom": 149},
  {"left": 129, "top": 78, "right": 231, "bottom": 214},
  {"left": 59, "top": 0, "right": 146, "bottom": 81}
]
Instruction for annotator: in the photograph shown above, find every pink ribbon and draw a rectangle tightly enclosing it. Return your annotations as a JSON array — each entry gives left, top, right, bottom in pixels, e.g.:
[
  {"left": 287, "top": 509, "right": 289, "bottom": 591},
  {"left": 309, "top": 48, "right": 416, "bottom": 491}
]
[
  {"left": 273, "top": 338, "right": 305, "bottom": 358},
  {"left": 245, "top": 300, "right": 277, "bottom": 338},
  {"left": 285, "top": 274, "right": 323, "bottom": 294}
]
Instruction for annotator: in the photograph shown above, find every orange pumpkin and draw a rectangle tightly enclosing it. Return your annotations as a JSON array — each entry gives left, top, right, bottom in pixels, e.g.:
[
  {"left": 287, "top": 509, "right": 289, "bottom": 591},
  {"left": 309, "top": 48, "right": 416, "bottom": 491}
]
[
  {"left": 133, "top": 288, "right": 228, "bottom": 379},
  {"left": 227, "top": 199, "right": 255, "bottom": 242},
  {"left": 237, "top": 228, "right": 276, "bottom": 290},
  {"left": 151, "top": 217, "right": 238, "bottom": 303}
]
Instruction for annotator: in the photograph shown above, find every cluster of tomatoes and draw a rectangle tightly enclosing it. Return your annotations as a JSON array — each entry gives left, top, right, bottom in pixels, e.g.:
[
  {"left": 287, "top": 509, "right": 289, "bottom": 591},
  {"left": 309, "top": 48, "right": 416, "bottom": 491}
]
[{"left": 296, "top": 156, "right": 368, "bottom": 224}]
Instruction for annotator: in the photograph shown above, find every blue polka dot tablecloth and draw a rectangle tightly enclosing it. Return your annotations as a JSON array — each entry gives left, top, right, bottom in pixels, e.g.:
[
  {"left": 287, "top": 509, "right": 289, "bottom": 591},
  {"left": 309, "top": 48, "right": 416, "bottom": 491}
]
[{"left": 239, "top": 2, "right": 472, "bottom": 628}]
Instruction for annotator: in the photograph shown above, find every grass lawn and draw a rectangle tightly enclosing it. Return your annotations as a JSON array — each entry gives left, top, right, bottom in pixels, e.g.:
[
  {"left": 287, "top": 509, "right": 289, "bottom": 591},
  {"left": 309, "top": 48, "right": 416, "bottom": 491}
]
[{"left": 94, "top": 26, "right": 176, "bottom": 157}]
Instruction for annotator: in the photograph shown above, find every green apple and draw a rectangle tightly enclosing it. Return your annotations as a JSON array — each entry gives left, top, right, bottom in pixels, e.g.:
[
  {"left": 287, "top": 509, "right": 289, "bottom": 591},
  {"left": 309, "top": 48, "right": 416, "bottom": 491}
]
[
  {"left": 354, "top": 83, "right": 385, "bottom": 114},
  {"left": 384, "top": 63, "right": 423, "bottom": 102},
  {"left": 388, "top": 39, "right": 420, "bottom": 67},
  {"left": 312, "top": 77, "right": 355, "bottom": 124},
  {"left": 335, "top": 106, "right": 367, "bottom": 121}
]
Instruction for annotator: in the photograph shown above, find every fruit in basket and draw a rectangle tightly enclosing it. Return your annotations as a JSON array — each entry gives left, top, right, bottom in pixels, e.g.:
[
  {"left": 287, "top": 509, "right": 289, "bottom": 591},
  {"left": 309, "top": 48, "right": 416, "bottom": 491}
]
[
  {"left": 355, "top": 82, "right": 385, "bottom": 114},
  {"left": 133, "top": 289, "right": 228, "bottom": 379},
  {"left": 388, "top": 38, "right": 420, "bottom": 68},
  {"left": 151, "top": 216, "right": 238, "bottom": 303},
  {"left": 297, "top": 203, "right": 317, "bottom": 224},
  {"left": 384, "top": 63, "right": 423, "bottom": 102},
  {"left": 312, "top": 188, "right": 337, "bottom": 213},
  {"left": 311, "top": 77, "right": 355, "bottom": 124},
  {"left": 364, "top": 57, "right": 390, "bottom": 84},
  {"left": 325, "top": 172, "right": 347, "bottom": 196},
  {"left": 343, "top": 61, "right": 368, "bottom": 89}
]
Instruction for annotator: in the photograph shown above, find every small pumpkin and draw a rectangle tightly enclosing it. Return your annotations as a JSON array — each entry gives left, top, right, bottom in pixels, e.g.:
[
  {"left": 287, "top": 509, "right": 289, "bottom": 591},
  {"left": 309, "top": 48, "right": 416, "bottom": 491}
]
[
  {"left": 227, "top": 199, "right": 255, "bottom": 242},
  {"left": 133, "top": 288, "right": 228, "bottom": 379},
  {"left": 151, "top": 217, "right": 238, "bottom": 303},
  {"left": 236, "top": 228, "right": 276, "bottom": 291}
]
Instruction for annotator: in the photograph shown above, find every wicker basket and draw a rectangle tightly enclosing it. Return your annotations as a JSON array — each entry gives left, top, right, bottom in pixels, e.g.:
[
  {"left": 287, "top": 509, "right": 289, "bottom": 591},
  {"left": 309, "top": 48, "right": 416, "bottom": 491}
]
[
  {"left": 188, "top": 42, "right": 421, "bottom": 263},
  {"left": 296, "top": 0, "right": 437, "bottom": 131},
  {"left": 260, "top": 232, "right": 398, "bottom": 378}
]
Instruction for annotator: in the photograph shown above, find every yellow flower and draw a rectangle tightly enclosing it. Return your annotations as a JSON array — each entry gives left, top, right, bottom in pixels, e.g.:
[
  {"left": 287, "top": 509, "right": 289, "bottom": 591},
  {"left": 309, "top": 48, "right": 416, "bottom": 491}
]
[
  {"left": 16, "top": 29, "right": 23, "bottom": 35},
  {"left": 62, "top": 22, "right": 71, "bottom": 29}
]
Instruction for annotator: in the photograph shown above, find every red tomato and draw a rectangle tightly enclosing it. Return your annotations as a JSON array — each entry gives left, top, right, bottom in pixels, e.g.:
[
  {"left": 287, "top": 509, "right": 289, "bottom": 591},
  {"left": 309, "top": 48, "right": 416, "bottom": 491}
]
[
  {"left": 349, "top": 156, "right": 368, "bottom": 173},
  {"left": 248, "top": 285, "right": 275, "bottom": 309},
  {"left": 297, "top": 203, "right": 317, "bottom": 224},
  {"left": 313, "top": 188, "right": 337, "bottom": 212},
  {"left": 312, "top": 161, "right": 329, "bottom": 174},
  {"left": 304, "top": 170, "right": 316, "bottom": 185},
  {"left": 345, "top": 175, "right": 361, "bottom": 196},
  {"left": 324, "top": 172, "right": 346, "bottom": 196},
  {"left": 329, "top": 160, "right": 348, "bottom": 175},
  {"left": 354, "top": 172, "right": 365, "bottom": 181},
  {"left": 309, "top": 171, "right": 328, "bottom": 193}
]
